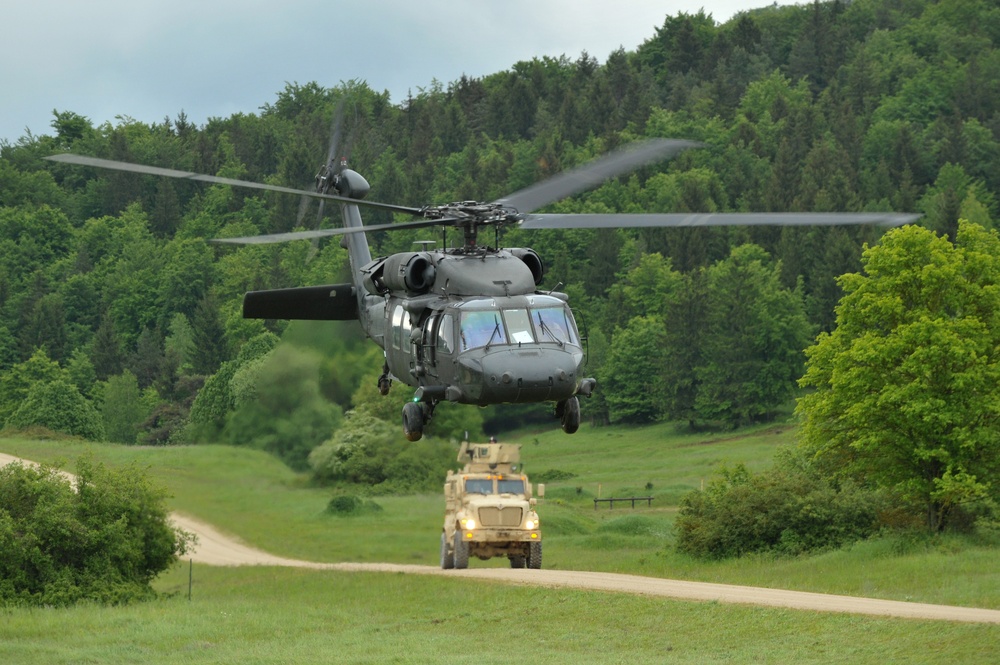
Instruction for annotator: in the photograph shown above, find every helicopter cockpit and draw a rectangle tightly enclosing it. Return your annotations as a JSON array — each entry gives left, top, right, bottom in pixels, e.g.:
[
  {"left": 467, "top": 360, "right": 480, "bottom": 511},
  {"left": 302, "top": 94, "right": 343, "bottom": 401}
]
[{"left": 457, "top": 302, "right": 579, "bottom": 351}]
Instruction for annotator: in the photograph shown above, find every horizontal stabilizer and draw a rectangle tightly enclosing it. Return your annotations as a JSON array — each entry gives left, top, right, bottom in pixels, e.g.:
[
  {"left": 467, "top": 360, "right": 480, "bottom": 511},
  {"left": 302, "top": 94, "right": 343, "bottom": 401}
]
[{"left": 243, "top": 284, "right": 358, "bottom": 321}]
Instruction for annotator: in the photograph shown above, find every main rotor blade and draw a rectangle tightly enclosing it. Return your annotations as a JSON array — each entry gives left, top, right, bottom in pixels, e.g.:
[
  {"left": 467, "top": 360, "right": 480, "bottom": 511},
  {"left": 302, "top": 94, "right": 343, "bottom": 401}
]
[
  {"left": 212, "top": 217, "right": 462, "bottom": 245},
  {"left": 518, "top": 212, "right": 921, "bottom": 230},
  {"left": 493, "top": 138, "right": 702, "bottom": 214},
  {"left": 45, "top": 153, "right": 425, "bottom": 217}
]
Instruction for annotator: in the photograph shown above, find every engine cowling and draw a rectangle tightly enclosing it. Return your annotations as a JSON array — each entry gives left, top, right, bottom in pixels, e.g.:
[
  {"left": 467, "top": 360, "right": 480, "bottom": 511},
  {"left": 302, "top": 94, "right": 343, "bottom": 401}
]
[
  {"left": 510, "top": 248, "right": 544, "bottom": 286},
  {"left": 382, "top": 252, "right": 437, "bottom": 294}
]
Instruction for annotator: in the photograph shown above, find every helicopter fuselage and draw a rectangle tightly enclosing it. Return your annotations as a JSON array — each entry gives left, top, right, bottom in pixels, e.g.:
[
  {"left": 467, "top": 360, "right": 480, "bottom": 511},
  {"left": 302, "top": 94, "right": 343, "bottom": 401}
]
[{"left": 358, "top": 248, "right": 593, "bottom": 408}]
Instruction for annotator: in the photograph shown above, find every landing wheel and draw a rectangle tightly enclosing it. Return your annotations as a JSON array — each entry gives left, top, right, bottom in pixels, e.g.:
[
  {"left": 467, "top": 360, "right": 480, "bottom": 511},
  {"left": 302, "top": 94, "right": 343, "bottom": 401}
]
[
  {"left": 440, "top": 533, "right": 454, "bottom": 570},
  {"left": 527, "top": 541, "right": 542, "bottom": 569},
  {"left": 559, "top": 396, "right": 580, "bottom": 434},
  {"left": 453, "top": 531, "right": 469, "bottom": 570},
  {"left": 402, "top": 402, "right": 424, "bottom": 442}
]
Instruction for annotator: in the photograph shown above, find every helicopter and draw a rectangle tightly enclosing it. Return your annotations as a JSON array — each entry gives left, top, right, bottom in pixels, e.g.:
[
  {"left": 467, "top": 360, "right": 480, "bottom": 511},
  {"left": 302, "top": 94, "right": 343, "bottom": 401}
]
[{"left": 48, "top": 139, "right": 919, "bottom": 441}]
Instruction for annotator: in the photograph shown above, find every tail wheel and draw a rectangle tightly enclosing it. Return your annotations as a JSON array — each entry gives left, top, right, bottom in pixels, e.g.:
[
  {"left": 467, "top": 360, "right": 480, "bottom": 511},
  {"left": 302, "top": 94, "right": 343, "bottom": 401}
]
[
  {"left": 453, "top": 531, "right": 469, "bottom": 569},
  {"left": 527, "top": 541, "right": 542, "bottom": 569},
  {"left": 440, "top": 533, "right": 454, "bottom": 570},
  {"left": 560, "top": 396, "right": 580, "bottom": 434},
  {"left": 402, "top": 401, "right": 424, "bottom": 442}
]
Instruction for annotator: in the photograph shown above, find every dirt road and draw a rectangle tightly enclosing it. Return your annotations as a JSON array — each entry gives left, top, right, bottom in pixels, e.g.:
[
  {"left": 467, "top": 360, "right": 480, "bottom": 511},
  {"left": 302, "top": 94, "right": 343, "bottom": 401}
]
[{"left": 4, "top": 452, "right": 999, "bottom": 624}]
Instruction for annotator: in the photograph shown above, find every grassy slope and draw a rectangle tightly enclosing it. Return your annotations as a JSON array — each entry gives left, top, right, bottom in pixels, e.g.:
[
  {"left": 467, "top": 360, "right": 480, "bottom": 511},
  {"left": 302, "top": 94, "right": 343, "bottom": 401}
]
[{"left": 1, "top": 422, "right": 998, "bottom": 663}]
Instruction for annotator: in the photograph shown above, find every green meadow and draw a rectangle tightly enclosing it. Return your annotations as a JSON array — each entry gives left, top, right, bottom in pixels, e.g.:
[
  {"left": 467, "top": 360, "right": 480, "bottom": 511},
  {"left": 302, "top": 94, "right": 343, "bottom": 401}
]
[{"left": 2, "top": 420, "right": 998, "bottom": 663}]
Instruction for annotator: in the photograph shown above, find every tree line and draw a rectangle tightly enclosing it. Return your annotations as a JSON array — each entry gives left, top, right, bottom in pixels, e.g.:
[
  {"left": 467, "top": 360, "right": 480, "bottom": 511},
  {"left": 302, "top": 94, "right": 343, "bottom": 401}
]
[{"left": 0, "top": 0, "right": 998, "bottom": 480}]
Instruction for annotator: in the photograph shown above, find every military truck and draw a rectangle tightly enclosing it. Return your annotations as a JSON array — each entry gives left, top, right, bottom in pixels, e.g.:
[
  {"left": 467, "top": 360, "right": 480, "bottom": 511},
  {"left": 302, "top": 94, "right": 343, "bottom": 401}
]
[{"left": 440, "top": 441, "right": 543, "bottom": 569}]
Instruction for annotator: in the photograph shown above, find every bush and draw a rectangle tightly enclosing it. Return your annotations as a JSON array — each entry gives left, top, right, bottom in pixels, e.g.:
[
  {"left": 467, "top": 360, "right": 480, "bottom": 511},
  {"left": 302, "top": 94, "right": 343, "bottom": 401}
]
[
  {"left": 325, "top": 494, "right": 382, "bottom": 516},
  {"left": 675, "top": 461, "right": 887, "bottom": 559},
  {"left": 0, "top": 457, "right": 193, "bottom": 607},
  {"left": 7, "top": 379, "right": 105, "bottom": 441},
  {"left": 309, "top": 410, "right": 457, "bottom": 492}
]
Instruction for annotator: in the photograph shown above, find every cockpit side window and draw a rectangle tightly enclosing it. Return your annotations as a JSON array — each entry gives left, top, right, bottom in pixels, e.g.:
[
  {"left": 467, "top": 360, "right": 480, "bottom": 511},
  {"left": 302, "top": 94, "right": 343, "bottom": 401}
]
[
  {"left": 460, "top": 310, "right": 507, "bottom": 350},
  {"left": 437, "top": 314, "right": 455, "bottom": 354}
]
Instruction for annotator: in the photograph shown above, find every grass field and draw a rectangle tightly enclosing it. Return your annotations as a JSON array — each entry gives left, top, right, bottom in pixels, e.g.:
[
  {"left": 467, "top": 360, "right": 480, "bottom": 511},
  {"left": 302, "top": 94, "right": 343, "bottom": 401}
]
[{"left": 2, "top": 420, "right": 999, "bottom": 663}]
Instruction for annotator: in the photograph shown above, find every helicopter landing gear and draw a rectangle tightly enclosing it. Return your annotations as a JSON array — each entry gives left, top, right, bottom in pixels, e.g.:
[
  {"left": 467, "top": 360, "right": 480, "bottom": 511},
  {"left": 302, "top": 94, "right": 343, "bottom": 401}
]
[
  {"left": 402, "top": 400, "right": 436, "bottom": 442},
  {"left": 402, "top": 402, "right": 423, "bottom": 441},
  {"left": 556, "top": 396, "right": 580, "bottom": 434},
  {"left": 378, "top": 363, "right": 391, "bottom": 396}
]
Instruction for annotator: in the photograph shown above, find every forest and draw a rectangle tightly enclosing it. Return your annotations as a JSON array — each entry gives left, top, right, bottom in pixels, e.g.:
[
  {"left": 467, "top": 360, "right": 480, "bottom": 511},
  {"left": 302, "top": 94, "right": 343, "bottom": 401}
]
[{"left": 1, "top": 0, "right": 998, "bottom": 488}]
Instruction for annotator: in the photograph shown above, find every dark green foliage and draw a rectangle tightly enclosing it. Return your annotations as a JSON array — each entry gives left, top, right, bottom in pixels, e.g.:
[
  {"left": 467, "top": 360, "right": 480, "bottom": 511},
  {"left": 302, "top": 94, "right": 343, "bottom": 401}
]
[
  {"left": 325, "top": 494, "right": 383, "bottom": 516},
  {"left": 308, "top": 411, "right": 456, "bottom": 492},
  {"left": 7, "top": 379, "right": 105, "bottom": 441},
  {"left": 675, "top": 459, "right": 887, "bottom": 559},
  {"left": 532, "top": 469, "right": 578, "bottom": 483},
  {"left": 0, "top": 457, "right": 192, "bottom": 607},
  {"left": 1, "top": 0, "right": 999, "bottom": 483}
]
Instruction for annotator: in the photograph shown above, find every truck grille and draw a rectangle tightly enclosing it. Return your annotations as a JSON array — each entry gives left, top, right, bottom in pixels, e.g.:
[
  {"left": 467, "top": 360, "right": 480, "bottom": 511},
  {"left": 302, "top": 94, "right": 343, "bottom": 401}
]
[{"left": 478, "top": 506, "right": 523, "bottom": 527}]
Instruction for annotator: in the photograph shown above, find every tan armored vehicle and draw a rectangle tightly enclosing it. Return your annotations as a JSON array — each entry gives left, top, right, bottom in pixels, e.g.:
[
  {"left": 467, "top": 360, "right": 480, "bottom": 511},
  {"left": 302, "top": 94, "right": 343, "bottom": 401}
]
[{"left": 441, "top": 441, "right": 544, "bottom": 569}]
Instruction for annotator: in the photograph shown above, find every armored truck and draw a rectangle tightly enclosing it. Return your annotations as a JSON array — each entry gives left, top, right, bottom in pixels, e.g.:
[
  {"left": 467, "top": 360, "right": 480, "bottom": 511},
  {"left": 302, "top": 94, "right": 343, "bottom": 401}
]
[{"left": 440, "top": 441, "right": 543, "bottom": 569}]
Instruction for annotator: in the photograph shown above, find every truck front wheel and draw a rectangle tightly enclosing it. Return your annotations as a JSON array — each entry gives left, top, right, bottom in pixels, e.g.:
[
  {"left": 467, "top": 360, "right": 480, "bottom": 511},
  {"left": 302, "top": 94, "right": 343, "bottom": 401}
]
[
  {"left": 453, "top": 531, "right": 469, "bottom": 569},
  {"left": 527, "top": 541, "right": 542, "bottom": 569},
  {"left": 440, "top": 533, "right": 454, "bottom": 569}
]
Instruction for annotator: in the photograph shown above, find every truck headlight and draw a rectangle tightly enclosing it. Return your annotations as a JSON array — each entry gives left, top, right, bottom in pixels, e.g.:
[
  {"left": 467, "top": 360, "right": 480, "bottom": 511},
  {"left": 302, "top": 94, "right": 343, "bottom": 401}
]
[
  {"left": 525, "top": 519, "right": 536, "bottom": 529},
  {"left": 462, "top": 518, "right": 476, "bottom": 530}
]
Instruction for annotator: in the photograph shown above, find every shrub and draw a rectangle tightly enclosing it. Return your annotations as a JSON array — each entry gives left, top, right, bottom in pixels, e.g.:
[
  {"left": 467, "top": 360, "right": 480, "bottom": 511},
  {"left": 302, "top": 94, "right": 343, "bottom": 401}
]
[
  {"left": 0, "top": 457, "right": 193, "bottom": 607},
  {"left": 675, "top": 461, "right": 886, "bottom": 558},
  {"left": 325, "top": 494, "right": 382, "bottom": 516}
]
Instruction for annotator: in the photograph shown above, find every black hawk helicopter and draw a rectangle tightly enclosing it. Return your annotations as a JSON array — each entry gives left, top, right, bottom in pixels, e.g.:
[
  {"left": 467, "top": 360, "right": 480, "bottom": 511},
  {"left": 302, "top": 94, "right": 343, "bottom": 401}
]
[{"left": 48, "top": 140, "right": 918, "bottom": 441}]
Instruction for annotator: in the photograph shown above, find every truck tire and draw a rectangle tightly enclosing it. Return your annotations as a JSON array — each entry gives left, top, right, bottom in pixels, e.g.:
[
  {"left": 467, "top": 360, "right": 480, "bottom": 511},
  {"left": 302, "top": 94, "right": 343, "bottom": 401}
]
[
  {"left": 440, "top": 533, "right": 454, "bottom": 569},
  {"left": 509, "top": 554, "right": 526, "bottom": 569},
  {"left": 453, "top": 531, "right": 469, "bottom": 569},
  {"left": 527, "top": 541, "right": 542, "bottom": 569}
]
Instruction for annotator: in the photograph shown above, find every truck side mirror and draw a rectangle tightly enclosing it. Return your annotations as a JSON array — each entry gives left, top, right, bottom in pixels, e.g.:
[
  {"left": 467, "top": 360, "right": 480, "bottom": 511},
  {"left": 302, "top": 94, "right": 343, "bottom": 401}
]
[{"left": 537, "top": 483, "right": 545, "bottom": 498}]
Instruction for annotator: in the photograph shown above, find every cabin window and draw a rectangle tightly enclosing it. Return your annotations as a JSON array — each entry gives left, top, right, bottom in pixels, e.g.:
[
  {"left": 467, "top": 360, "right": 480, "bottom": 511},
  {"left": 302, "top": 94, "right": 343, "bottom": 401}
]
[
  {"left": 437, "top": 314, "right": 455, "bottom": 354},
  {"left": 401, "top": 311, "right": 412, "bottom": 354},
  {"left": 530, "top": 306, "right": 578, "bottom": 345},
  {"left": 460, "top": 310, "right": 507, "bottom": 350},
  {"left": 502, "top": 309, "right": 535, "bottom": 344},
  {"left": 391, "top": 305, "right": 404, "bottom": 349}
]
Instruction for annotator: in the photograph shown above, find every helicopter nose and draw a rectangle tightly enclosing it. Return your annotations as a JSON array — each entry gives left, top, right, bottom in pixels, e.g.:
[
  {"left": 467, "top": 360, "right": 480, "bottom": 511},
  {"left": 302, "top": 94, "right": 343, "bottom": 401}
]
[{"left": 480, "top": 348, "right": 580, "bottom": 403}]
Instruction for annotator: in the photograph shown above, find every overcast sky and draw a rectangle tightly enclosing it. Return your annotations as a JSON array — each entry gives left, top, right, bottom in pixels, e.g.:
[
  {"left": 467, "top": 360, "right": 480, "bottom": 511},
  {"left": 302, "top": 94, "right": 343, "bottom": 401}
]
[{"left": 2, "top": 1, "right": 797, "bottom": 145}]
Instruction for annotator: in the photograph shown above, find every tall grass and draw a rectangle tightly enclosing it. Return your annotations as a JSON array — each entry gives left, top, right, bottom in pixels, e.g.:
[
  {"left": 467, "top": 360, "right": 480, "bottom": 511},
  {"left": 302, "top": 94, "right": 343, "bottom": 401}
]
[{"left": 1, "top": 565, "right": 997, "bottom": 664}]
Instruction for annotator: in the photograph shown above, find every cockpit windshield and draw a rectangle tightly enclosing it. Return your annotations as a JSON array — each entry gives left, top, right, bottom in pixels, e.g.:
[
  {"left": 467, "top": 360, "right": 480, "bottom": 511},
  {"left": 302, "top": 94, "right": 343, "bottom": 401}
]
[
  {"left": 531, "top": 307, "right": 578, "bottom": 345},
  {"left": 458, "top": 304, "right": 579, "bottom": 351},
  {"left": 460, "top": 311, "right": 507, "bottom": 351}
]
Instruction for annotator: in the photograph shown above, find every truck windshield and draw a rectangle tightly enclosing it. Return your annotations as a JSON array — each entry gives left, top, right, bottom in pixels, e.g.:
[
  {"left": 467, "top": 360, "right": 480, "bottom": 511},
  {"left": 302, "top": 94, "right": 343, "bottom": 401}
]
[
  {"left": 465, "top": 479, "right": 493, "bottom": 494},
  {"left": 497, "top": 479, "right": 525, "bottom": 494}
]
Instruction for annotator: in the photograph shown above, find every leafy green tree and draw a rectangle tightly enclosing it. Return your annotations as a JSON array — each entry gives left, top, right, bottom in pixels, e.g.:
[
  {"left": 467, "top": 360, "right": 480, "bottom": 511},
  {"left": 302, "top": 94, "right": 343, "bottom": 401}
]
[
  {"left": 798, "top": 222, "right": 1000, "bottom": 530},
  {"left": 602, "top": 316, "right": 668, "bottom": 424},
  {"left": 222, "top": 344, "right": 342, "bottom": 470},
  {"left": 100, "top": 370, "right": 155, "bottom": 444},
  {"left": 695, "top": 244, "right": 812, "bottom": 426},
  {"left": 0, "top": 348, "right": 66, "bottom": 425},
  {"left": 7, "top": 378, "right": 105, "bottom": 441}
]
